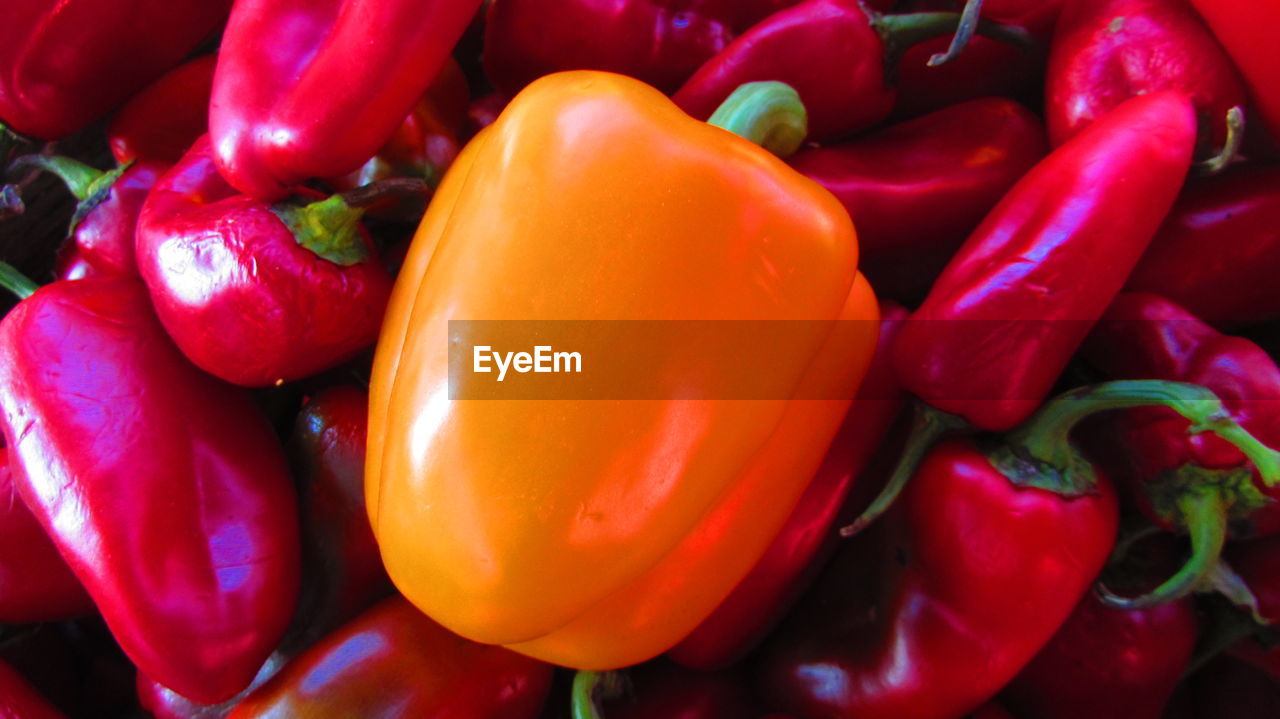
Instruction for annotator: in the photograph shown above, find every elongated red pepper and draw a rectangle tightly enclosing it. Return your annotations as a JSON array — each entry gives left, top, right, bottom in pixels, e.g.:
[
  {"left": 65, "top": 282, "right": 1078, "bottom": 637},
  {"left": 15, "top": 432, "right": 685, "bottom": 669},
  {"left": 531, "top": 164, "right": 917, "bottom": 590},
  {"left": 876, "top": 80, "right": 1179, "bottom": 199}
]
[
  {"left": 1126, "top": 166, "right": 1280, "bottom": 328},
  {"left": 0, "top": 277, "right": 300, "bottom": 703},
  {"left": 788, "top": 98, "right": 1046, "bottom": 301},
  {"left": 0, "top": 658, "right": 64, "bottom": 719},
  {"left": 673, "top": 1, "right": 1031, "bottom": 141},
  {"left": 0, "top": 1, "right": 229, "bottom": 140},
  {"left": 1046, "top": 0, "right": 1246, "bottom": 151},
  {"left": 1187, "top": 0, "right": 1280, "bottom": 146},
  {"left": 667, "top": 303, "right": 907, "bottom": 670},
  {"left": 1083, "top": 293, "right": 1280, "bottom": 606},
  {"left": 210, "top": 0, "right": 480, "bottom": 200},
  {"left": 227, "top": 596, "right": 553, "bottom": 719},
  {"left": 137, "top": 654, "right": 289, "bottom": 719},
  {"left": 892, "top": 90, "right": 1196, "bottom": 431},
  {"left": 0, "top": 444, "right": 92, "bottom": 622},
  {"left": 135, "top": 136, "right": 394, "bottom": 387},
  {"left": 107, "top": 55, "right": 217, "bottom": 167}
]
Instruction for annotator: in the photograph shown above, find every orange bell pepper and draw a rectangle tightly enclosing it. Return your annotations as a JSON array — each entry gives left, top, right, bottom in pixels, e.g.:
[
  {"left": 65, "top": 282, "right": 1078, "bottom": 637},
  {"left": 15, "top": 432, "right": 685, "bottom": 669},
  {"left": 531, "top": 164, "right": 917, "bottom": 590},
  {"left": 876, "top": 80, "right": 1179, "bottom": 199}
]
[{"left": 365, "top": 71, "right": 878, "bottom": 669}]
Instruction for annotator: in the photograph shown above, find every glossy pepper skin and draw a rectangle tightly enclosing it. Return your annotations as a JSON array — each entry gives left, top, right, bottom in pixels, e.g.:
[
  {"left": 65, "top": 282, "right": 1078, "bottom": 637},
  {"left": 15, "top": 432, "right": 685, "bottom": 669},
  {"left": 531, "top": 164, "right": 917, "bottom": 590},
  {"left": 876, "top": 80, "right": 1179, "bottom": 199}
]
[
  {"left": 107, "top": 55, "right": 217, "bottom": 167},
  {"left": 1046, "top": 0, "right": 1246, "bottom": 148},
  {"left": 0, "top": 1, "right": 229, "bottom": 140},
  {"left": 135, "top": 135, "right": 393, "bottom": 387},
  {"left": 668, "top": 302, "right": 908, "bottom": 670},
  {"left": 368, "top": 71, "right": 879, "bottom": 670},
  {"left": 0, "top": 278, "right": 300, "bottom": 703},
  {"left": 759, "top": 438, "right": 1119, "bottom": 719},
  {"left": 0, "top": 658, "right": 65, "bottom": 719},
  {"left": 482, "top": 0, "right": 811, "bottom": 98},
  {"left": 210, "top": 0, "right": 481, "bottom": 200},
  {"left": 892, "top": 90, "right": 1196, "bottom": 431},
  {"left": 0, "top": 445, "right": 92, "bottom": 623},
  {"left": 789, "top": 98, "right": 1047, "bottom": 301},
  {"left": 1187, "top": 0, "right": 1280, "bottom": 146},
  {"left": 48, "top": 159, "right": 166, "bottom": 281},
  {"left": 137, "top": 654, "right": 289, "bottom": 719},
  {"left": 227, "top": 596, "right": 554, "bottom": 719},
  {"left": 1126, "top": 166, "right": 1280, "bottom": 328}
]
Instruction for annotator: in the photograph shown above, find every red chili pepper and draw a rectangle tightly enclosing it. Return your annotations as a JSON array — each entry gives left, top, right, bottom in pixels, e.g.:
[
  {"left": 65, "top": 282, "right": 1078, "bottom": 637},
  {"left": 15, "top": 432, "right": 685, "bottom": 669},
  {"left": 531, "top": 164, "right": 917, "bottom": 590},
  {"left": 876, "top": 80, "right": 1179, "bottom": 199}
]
[
  {"left": 1046, "top": 0, "right": 1246, "bottom": 153},
  {"left": 0, "top": 658, "right": 64, "bottom": 719},
  {"left": 135, "top": 136, "right": 395, "bottom": 387},
  {"left": 788, "top": 98, "right": 1046, "bottom": 301},
  {"left": 106, "top": 55, "right": 217, "bottom": 167},
  {"left": 226, "top": 596, "right": 554, "bottom": 719},
  {"left": 673, "top": 0, "right": 1031, "bottom": 141},
  {"left": 1126, "top": 166, "right": 1280, "bottom": 328},
  {"left": 667, "top": 302, "right": 908, "bottom": 670},
  {"left": 0, "top": 278, "right": 300, "bottom": 703},
  {"left": 1083, "top": 292, "right": 1280, "bottom": 607},
  {"left": 1187, "top": 0, "right": 1280, "bottom": 147},
  {"left": 209, "top": 0, "right": 480, "bottom": 200},
  {"left": 1000, "top": 535, "right": 1198, "bottom": 719},
  {"left": 892, "top": 90, "right": 1197, "bottom": 431},
  {"left": 0, "top": 1, "right": 229, "bottom": 140},
  {"left": 0, "top": 443, "right": 92, "bottom": 622}
]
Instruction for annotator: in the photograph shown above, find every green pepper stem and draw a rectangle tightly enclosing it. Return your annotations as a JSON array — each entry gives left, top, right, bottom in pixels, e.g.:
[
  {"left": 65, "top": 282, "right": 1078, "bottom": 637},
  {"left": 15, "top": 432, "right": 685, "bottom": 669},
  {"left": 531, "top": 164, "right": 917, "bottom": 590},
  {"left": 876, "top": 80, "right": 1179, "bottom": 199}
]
[
  {"left": 839, "top": 401, "right": 969, "bottom": 537},
  {"left": 1195, "top": 106, "right": 1245, "bottom": 176},
  {"left": 0, "top": 261, "right": 38, "bottom": 300},
  {"left": 927, "top": 0, "right": 985, "bottom": 66},
  {"left": 6, "top": 154, "right": 104, "bottom": 200},
  {"left": 874, "top": 10, "right": 1034, "bottom": 75},
  {"left": 571, "top": 670, "right": 628, "bottom": 719},
  {"left": 707, "top": 81, "right": 808, "bottom": 158}
]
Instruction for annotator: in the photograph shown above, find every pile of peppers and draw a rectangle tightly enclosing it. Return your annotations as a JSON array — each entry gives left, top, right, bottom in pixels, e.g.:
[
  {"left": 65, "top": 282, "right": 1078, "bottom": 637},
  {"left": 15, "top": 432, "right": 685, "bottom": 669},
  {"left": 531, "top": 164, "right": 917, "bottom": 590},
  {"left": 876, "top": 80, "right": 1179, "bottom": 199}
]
[{"left": 3, "top": 0, "right": 1280, "bottom": 717}]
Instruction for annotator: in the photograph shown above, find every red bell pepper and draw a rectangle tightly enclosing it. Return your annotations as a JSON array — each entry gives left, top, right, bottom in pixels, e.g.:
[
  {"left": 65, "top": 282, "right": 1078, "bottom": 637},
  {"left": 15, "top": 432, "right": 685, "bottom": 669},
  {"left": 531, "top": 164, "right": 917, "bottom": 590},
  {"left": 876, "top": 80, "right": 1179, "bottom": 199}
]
[
  {"left": 892, "top": 90, "right": 1197, "bottom": 431},
  {"left": 1126, "top": 166, "right": 1280, "bottom": 328},
  {"left": 1083, "top": 293, "right": 1280, "bottom": 607},
  {"left": 135, "top": 135, "right": 395, "bottom": 387},
  {"left": 672, "top": 0, "right": 1032, "bottom": 141},
  {"left": 209, "top": 0, "right": 481, "bottom": 200},
  {"left": 0, "top": 277, "right": 300, "bottom": 703},
  {"left": 0, "top": 658, "right": 64, "bottom": 719},
  {"left": 0, "top": 443, "right": 92, "bottom": 622},
  {"left": 667, "top": 302, "right": 907, "bottom": 670},
  {"left": 0, "top": 1, "right": 229, "bottom": 140},
  {"left": 227, "top": 596, "right": 554, "bottom": 719},
  {"left": 107, "top": 55, "right": 217, "bottom": 167},
  {"left": 788, "top": 98, "right": 1046, "bottom": 301},
  {"left": 1187, "top": 0, "right": 1280, "bottom": 147},
  {"left": 8, "top": 154, "right": 164, "bottom": 281},
  {"left": 1046, "top": 0, "right": 1246, "bottom": 154}
]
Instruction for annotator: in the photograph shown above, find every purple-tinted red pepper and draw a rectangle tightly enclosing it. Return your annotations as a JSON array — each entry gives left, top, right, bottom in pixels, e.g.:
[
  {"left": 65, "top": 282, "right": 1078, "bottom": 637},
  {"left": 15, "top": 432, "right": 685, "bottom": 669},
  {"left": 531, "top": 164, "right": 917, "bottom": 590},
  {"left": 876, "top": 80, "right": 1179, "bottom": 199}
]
[{"left": 107, "top": 55, "right": 217, "bottom": 167}]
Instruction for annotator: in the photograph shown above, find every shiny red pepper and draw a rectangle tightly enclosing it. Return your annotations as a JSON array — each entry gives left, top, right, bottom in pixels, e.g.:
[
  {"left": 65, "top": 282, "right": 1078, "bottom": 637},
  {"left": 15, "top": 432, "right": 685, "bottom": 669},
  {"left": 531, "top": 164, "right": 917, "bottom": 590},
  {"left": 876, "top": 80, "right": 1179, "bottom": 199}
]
[
  {"left": 673, "top": 1, "right": 1029, "bottom": 141},
  {"left": 210, "top": 0, "right": 481, "bottom": 200},
  {"left": 1126, "top": 166, "right": 1280, "bottom": 328},
  {"left": 0, "top": 658, "right": 64, "bottom": 719},
  {"left": 1083, "top": 293, "right": 1280, "bottom": 606},
  {"left": 788, "top": 98, "right": 1046, "bottom": 301},
  {"left": 668, "top": 302, "right": 908, "bottom": 670},
  {"left": 1187, "top": 0, "right": 1280, "bottom": 146},
  {"left": 107, "top": 55, "right": 217, "bottom": 167},
  {"left": 137, "top": 654, "right": 289, "bottom": 719},
  {"left": 0, "top": 1, "right": 229, "bottom": 140},
  {"left": 135, "top": 136, "right": 394, "bottom": 387},
  {"left": 892, "top": 90, "right": 1196, "bottom": 431},
  {"left": 0, "top": 277, "right": 300, "bottom": 703},
  {"left": 1046, "top": 0, "right": 1246, "bottom": 150},
  {"left": 227, "top": 596, "right": 554, "bottom": 719},
  {"left": 0, "top": 443, "right": 92, "bottom": 622}
]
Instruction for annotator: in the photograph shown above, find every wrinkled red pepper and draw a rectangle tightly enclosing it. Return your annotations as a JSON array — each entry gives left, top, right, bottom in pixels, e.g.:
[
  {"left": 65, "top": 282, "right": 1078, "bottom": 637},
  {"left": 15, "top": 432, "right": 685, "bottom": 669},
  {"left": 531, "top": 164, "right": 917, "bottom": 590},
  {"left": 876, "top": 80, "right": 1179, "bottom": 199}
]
[
  {"left": 0, "top": 658, "right": 64, "bottom": 719},
  {"left": 893, "top": 90, "right": 1196, "bottom": 431},
  {"left": 1126, "top": 166, "right": 1280, "bottom": 328},
  {"left": 1187, "top": 0, "right": 1280, "bottom": 146},
  {"left": 135, "top": 136, "right": 394, "bottom": 387},
  {"left": 673, "top": 0, "right": 1030, "bottom": 141},
  {"left": 227, "top": 596, "right": 554, "bottom": 719},
  {"left": 107, "top": 55, "right": 217, "bottom": 167},
  {"left": 0, "top": 443, "right": 92, "bottom": 622},
  {"left": 0, "top": 278, "right": 300, "bottom": 703},
  {"left": 0, "top": 1, "right": 229, "bottom": 140},
  {"left": 1046, "top": 0, "right": 1246, "bottom": 151},
  {"left": 210, "top": 0, "right": 481, "bottom": 200},
  {"left": 1083, "top": 293, "right": 1280, "bottom": 606},
  {"left": 788, "top": 98, "right": 1046, "bottom": 301}
]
